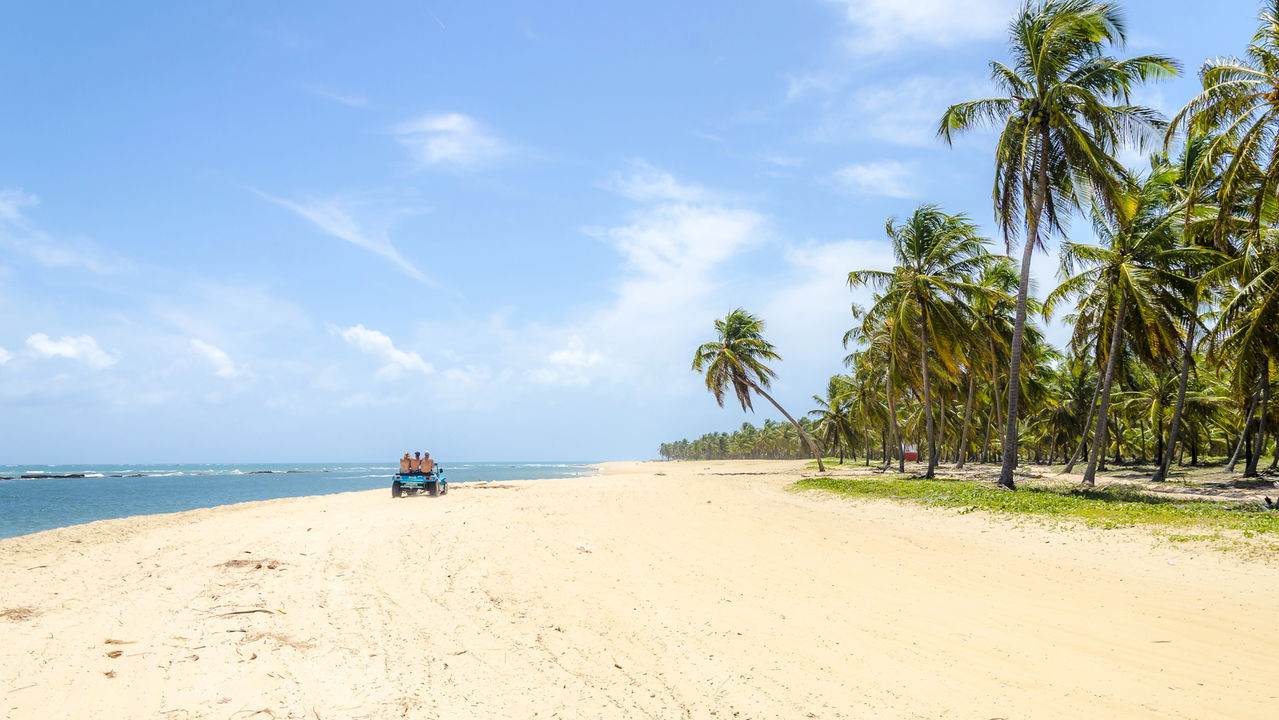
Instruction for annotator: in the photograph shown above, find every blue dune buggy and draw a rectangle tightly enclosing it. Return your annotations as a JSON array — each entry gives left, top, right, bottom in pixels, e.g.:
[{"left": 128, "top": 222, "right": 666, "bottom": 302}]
[{"left": 391, "top": 466, "right": 448, "bottom": 498}]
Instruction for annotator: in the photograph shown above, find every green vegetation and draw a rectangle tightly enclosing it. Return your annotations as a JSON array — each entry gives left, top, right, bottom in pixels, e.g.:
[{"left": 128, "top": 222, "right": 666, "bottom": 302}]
[
  {"left": 658, "top": 419, "right": 821, "bottom": 462},
  {"left": 664, "top": 1, "right": 1279, "bottom": 489},
  {"left": 690, "top": 309, "right": 825, "bottom": 471},
  {"left": 792, "top": 475, "right": 1279, "bottom": 539}
]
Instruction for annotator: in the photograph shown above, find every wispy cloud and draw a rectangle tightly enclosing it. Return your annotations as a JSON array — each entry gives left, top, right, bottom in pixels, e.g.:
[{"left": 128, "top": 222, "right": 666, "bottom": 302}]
[
  {"left": 190, "top": 339, "right": 250, "bottom": 379},
  {"left": 339, "top": 324, "right": 434, "bottom": 378},
  {"left": 527, "top": 161, "right": 763, "bottom": 387},
  {"left": 828, "top": 160, "right": 918, "bottom": 199},
  {"left": 0, "top": 188, "right": 128, "bottom": 274},
  {"left": 825, "top": 0, "right": 1014, "bottom": 53},
  {"left": 257, "top": 190, "right": 429, "bottom": 283},
  {"left": 604, "top": 159, "right": 709, "bottom": 203},
  {"left": 761, "top": 154, "right": 804, "bottom": 168},
  {"left": 392, "top": 112, "right": 509, "bottom": 169},
  {"left": 528, "top": 337, "right": 603, "bottom": 386},
  {"left": 26, "top": 333, "right": 118, "bottom": 369},
  {"left": 305, "top": 85, "right": 368, "bottom": 107},
  {"left": 762, "top": 239, "right": 896, "bottom": 363},
  {"left": 813, "top": 75, "right": 991, "bottom": 147},
  {"left": 0, "top": 346, "right": 11, "bottom": 366}
]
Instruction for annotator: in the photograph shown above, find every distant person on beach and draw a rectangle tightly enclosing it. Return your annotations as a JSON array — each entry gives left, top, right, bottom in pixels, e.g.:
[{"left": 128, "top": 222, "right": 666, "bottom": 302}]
[
  {"left": 412, "top": 451, "right": 422, "bottom": 475},
  {"left": 399, "top": 453, "right": 412, "bottom": 474},
  {"left": 420, "top": 452, "right": 435, "bottom": 474}
]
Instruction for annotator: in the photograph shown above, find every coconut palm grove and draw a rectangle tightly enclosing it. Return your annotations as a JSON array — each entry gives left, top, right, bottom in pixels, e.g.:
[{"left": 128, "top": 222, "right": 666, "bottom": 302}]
[{"left": 663, "top": 0, "right": 1279, "bottom": 490}]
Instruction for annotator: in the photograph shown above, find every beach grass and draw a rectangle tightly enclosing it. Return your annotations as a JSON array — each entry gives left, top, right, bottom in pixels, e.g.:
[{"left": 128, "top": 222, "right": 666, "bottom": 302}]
[{"left": 793, "top": 475, "right": 1279, "bottom": 552}]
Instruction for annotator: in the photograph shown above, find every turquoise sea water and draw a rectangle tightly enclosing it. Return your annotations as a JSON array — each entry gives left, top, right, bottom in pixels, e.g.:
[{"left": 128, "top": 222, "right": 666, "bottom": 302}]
[{"left": 0, "top": 462, "right": 598, "bottom": 539}]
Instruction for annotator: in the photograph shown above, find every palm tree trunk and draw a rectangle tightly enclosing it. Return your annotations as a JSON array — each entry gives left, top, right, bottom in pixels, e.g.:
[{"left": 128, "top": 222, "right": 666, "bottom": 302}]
[
  {"left": 1063, "top": 378, "right": 1103, "bottom": 474},
  {"left": 1154, "top": 417, "right": 1163, "bottom": 468},
  {"left": 1227, "top": 392, "right": 1258, "bottom": 472},
  {"left": 998, "top": 130, "right": 1050, "bottom": 489},
  {"left": 957, "top": 367, "right": 977, "bottom": 468},
  {"left": 987, "top": 339, "right": 1003, "bottom": 465},
  {"left": 750, "top": 384, "right": 825, "bottom": 472},
  {"left": 885, "top": 362, "right": 905, "bottom": 473},
  {"left": 1245, "top": 360, "right": 1269, "bottom": 477},
  {"left": 916, "top": 314, "right": 938, "bottom": 478},
  {"left": 998, "top": 232, "right": 1035, "bottom": 489},
  {"left": 981, "top": 409, "right": 993, "bottom": 464},
  {"left": 1082, "top": 289, "right": 1130, "bottom": 487},
  {"left": 1154, "top": 319, "right": 1197, "bottom": 482}
]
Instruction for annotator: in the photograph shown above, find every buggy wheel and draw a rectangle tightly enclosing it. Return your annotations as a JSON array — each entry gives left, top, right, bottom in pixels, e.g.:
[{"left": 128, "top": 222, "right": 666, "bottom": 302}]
[
  {"left": 429, "top": 481, "right": 440, "bottom": 497},
  {"left": 392, "top": 480, "right": 402, "bottom": 498},
  {"left": 441, "top": 482, "right": 448, "bottom": 495}
]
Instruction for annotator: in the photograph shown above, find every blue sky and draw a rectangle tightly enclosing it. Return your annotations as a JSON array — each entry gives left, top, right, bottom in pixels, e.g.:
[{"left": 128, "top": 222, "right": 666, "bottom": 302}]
[{"left": 0, "top": 0, "right": 1261, "bottom": 462}]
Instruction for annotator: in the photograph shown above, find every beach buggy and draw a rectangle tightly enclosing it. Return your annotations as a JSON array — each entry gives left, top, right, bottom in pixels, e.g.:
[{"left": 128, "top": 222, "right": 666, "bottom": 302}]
[{"left": 392, "top": 452, "right": 448, "bottom": 498}]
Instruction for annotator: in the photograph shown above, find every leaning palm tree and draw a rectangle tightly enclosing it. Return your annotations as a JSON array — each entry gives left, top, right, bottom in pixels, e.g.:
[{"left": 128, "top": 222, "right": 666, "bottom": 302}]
[
  {"left": 848, "top": 205, "right": 997, "bottom": 478},
  {"left": 692, "top": 309, "right": 826, "bottom": 472},
  {"left": 939, "top": 0, "right": 1178, "bottom": 488}
]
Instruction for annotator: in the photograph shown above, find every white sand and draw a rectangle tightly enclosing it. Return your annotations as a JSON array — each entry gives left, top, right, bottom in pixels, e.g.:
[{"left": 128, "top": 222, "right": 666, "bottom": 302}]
[{"left": 2, "top": 460, "right": 1276, "bottom": 719}]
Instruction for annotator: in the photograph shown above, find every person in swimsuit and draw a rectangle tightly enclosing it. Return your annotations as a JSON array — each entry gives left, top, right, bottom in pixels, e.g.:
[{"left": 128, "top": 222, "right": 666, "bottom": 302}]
[
  {"left": 420, "top": 452, "right": 435, "bottom": 474},
  {"left": 399, "top": 452, "right": 413, "bottom": 474}
]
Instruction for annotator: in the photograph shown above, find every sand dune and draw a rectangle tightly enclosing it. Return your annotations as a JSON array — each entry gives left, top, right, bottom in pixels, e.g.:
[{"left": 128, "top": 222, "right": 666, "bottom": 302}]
[{"left": 2, "top": 460, "right": 1275, "bottom": 719}]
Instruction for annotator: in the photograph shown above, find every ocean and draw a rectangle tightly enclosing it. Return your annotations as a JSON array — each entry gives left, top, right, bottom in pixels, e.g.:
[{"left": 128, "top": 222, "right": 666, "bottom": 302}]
[{"left": 0, "top": 461, "right": 599, "bottom": 539}]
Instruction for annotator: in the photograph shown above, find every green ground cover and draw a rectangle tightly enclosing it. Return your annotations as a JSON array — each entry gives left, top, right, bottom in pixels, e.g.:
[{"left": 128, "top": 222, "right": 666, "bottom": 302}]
[{"left": 793, "top": 475, "right": 1279, "bottom": 540}]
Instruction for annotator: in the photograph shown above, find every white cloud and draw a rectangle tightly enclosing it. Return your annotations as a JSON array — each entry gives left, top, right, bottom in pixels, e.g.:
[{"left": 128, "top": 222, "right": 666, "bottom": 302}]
[
  {"left": 851, "top": 75, "right": 990, "bottom": 146},
  {"left": 258, "top": 191, "right": 429, "bottom": 283},
  {"left": 829, "top": 161, "right": 918, "bottom": 199},
  {"left": 762, "top": 239, "right": 896, "bottom": 370},
  {"left": 26, "top": 333, "right": 117, "bottom": 369},
  {"left": 826, "top": 0, "right": 1015, "bottom": 53},
  {"left": 392, "top": 112, "right": 508, "bottom": 169},
  {"left": 339, "top": 324, "right": 434, "bottom": 378},
  {"left": 605, "top": 160, "right": 708, "bottom": 203},
  {"left": 0, "top": 189, "right": 35, "bottom": 223},
  {"left": 189, "top": 339, "right": 250, "bottom": 379},
  {"left": 802, "top": 74, "right": 993, "bottom": 148},
  {"left": 0, "top": 346, "right": 11, "bottom": 365},
  {"left": 0, "top": 188, "right": 127, "bottom": 274},
  {"left": 528, "top": 337, "right": 604, "bottom": 386},
  {"left": 527, "top": 161, "right": 763, "bottom": 388},
  {"left": 591, "top": 202, "right": 761, "bottom": 278}
]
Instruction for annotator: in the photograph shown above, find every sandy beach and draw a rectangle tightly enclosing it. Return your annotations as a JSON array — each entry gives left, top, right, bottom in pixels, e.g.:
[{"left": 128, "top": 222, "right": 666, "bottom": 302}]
[{"left": 2, "top": 460, "right": 1276, "bottom": 719}]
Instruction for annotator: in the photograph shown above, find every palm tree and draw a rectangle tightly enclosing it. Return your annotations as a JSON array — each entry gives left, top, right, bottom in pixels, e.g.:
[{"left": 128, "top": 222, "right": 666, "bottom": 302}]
[
  {"left": 846, "top": 312, "right": 908, "bottom": 473},
  {"left": 845, "top": 347, "right": 891, "bottom": 467},
  {"left": 692, "top": 309, "right": 826, "bottom": 472},
  {"left": 1169, "top": 1, "right": 1279, "bottom": 240},
  {"left": 848, "top": 206, "right": 996, "bottom": 478},
  {"left": 1048, "top": 168, "right": 1203, "bottom": 486},
  {"left": 960, "top": 259, "right": 1027, "bottom": 467},
  {"left": 939, "top": 0, "right": 1178, "bottom": 488},
  {"left": 1207, "top": 228, "right": 1279, "bottom": 475},
  {"left": 1151, "top": 136, "right": 1228, "bottom": 481},
  {"left": 810, "top": 376, "right": 857, "bottom": 463}
]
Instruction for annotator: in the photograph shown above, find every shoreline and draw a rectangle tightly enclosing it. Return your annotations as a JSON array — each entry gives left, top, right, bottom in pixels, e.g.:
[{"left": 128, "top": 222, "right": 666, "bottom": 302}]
[
  {"left": 3, "top": 459, "right": 1275, "bottom": 718},
  {"left": 0, "top": 462, "right": 603, "bottom": 541}
]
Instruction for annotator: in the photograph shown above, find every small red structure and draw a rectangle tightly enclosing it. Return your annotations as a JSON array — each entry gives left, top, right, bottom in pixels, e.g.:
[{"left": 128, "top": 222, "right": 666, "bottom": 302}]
[{"left": 902, "top": 444, "right": 919, "bottom": 462}]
